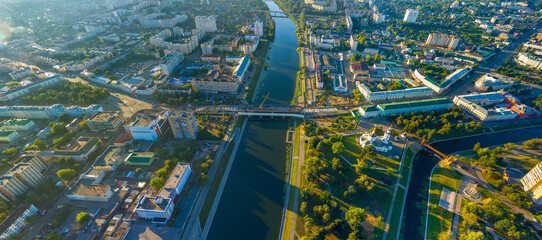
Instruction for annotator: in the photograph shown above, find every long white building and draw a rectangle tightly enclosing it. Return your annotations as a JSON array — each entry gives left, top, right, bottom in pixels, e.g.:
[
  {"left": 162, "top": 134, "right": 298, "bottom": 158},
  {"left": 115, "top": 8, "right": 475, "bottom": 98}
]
[
  {"left": 517, "top": 53, "right": 542, "bottom": 69},
  {"left": 425, "top": 33, "right": 460, "bottom": 50},
  {"left": 356, "top": 82, "right": 433, "bottom": 102},
  {"left": 159, "top": 50, "right": 184, "bottom": 75},
  {"left": 0, "top": 75, "right": 65, "bottom": 102},
  {"left": 414, "top": 68, "right": 470, "bottom": 94},
  {"left": 0, "top": 104, "right": 103, "bottom": 119}
]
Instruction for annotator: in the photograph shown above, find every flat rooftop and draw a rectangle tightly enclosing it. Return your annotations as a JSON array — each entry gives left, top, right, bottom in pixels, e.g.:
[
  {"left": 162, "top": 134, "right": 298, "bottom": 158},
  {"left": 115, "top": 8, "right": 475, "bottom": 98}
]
[
  {"left": 133, "top": 114, "right": 157, "bottom": 128},
  {"left": 88, "top": 112, "right": 120, "bottom": 122},
  {"left": 71, "top": 183, "right": 111, "bottom": 197},
  {"left": 137, "top": 196, "right": 171, "bottom": 211},
  {"left": 159, "top": 163, "right": 190, "bottom": 197}
]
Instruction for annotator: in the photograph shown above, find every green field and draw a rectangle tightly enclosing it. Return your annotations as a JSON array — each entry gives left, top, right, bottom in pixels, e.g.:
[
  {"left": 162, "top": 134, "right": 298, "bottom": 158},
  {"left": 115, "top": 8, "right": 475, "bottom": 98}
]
[
  {"left": 426, "top": 167, "right": 463, "bottom": 240},
  {"left": 341, "top": 135, "right": 401, "bottom": 171}
]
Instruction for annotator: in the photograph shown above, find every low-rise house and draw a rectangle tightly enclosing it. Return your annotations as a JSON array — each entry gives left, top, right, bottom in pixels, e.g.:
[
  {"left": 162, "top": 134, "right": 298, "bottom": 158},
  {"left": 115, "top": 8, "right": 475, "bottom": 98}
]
[
  {"left": 87, "top": 111, "right": 125, "bottom": 132},
  {"left": 0, "top": 131, "right": 20, "bottom": 143},
  {"left": 93, "top": 146, "right": 123, "bottom": 172},
  {"left": 67, "top": 183, "right": 114, "bottom": 202}
]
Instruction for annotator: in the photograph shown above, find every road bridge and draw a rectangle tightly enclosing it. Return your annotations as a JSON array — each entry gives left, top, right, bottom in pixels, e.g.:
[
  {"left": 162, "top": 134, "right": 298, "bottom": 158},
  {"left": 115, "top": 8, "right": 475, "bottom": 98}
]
[
  {"left": 253, "top": 9, "right": 330, "bottom": 19},
  {"left": 194, "top": 105, "right": 343, "bottom": 118}
]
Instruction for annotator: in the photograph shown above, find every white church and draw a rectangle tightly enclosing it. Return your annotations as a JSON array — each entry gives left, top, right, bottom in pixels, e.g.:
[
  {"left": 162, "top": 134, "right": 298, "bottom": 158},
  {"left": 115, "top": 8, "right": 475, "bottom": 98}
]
[{"left": 359, "top": 126, "right": 394, "bottom": 152}]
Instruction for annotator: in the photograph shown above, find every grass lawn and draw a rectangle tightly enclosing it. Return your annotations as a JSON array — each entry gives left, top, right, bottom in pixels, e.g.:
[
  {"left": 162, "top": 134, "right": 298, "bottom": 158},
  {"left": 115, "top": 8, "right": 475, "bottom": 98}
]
[
  {"left": 399, "top": 150, "right": 413, "bottom": 187},
  {"left": 386, "top": 187, "right": 406, "bottom": 240},
  {"left": 199, "top": 139, "right": 236, "bottom": 225},
  {"left": 507, "top": 153, "right": 542, "bottom": 174},
  {"left": 426, "top": 167, "right": 463, "bottom": 240},
  {"left": 246, "top": 57, "right": 265, "bottom": 103},
  {"left": 293, "top": 125, "right": 301, "bottom": 157}
]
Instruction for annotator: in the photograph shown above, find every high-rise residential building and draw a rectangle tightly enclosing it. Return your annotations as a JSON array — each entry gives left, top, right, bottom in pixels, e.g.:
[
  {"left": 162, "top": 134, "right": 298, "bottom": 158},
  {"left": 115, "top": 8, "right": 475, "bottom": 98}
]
[
  {"left": 403, "top": 9, "right": 419, "bottom": 23},
  {"left": 521, "top": 163, "right": 542, "bottom": 205},
  {"left": 373, "top": 13, "right": 386, "bottom": 24},
  {"left": 425, "top": 33, "right": 460, "bottom": 49},
  {"left": 159, "top": 50, "right": 184, "bottom": 75},
  {"left": 195, "top": 16, "right": 217, "bottom": 33},
  {"left": 0, "top": 154, "right": 48, "bottom": 201},
  {"left": 168, "top": 110, "right": 197, "bottom": 140},
  {"left": 253, "top": 21, "right": 264, "bottom": 36}
]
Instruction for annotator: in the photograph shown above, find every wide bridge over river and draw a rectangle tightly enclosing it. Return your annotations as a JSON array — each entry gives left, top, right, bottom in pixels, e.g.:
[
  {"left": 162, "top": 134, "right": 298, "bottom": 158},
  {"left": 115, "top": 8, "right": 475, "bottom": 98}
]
[{"left": 194, "top": 105, "right": 346, "bottom": 118}]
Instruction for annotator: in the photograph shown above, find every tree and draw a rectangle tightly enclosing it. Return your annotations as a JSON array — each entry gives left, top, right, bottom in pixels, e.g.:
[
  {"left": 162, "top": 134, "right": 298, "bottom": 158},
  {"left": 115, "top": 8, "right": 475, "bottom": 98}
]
[
  {"left": 345, "top": 207, "right": 366, "bottom": 231},
  {"left": 504, "top": 143, "right": 515, "bottom": 151},
  {"left": 76, "top": 212, "right": 90, "bottom": 225},
  {"left": 58, "top": 113, "right": 70, "bottom": 123},
  {"left": 57, "top": 169, "right": 77, "bottom": 182},
  {"left": 45, "top": 231, "right": 62, "bottom": 240},
  {"left": 150, "top": 177, "right": 164, "bottom": 190},
  {"left": 459, "top": 231, "right": 486, "bottom": 240},
  {"left": 2, "top": 148, "right": 18, "bottom": 156},
  {"left": 473, "top": 142, "right": 481, "bottom": 152},
  {"left": 332, "top": 142, "right": 345, "bottom": 155},
  {"left": 355, "top": 174, "right": 375, "bottom": 192},
  {"left": 523, "top": 138, "right": 542, "bottom": 150},
  {"left": 33, "top": 139, "right": 48, "bottom": 150}
]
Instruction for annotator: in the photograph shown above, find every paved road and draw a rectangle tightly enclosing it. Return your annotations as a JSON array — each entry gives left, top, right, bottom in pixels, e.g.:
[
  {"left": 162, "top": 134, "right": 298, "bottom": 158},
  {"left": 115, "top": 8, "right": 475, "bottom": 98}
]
[{"left": 288, "top": 131, "right": 306, "bottom": 240}]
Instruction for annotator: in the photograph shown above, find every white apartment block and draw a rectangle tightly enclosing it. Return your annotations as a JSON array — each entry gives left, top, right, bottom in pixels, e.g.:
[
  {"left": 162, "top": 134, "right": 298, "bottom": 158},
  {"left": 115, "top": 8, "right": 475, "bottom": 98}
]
[
  {"left": 0, "top": 75, "right": 65, "bottom": 102},
  {"left": 403, "top": 9, "right": 419, "bottom": 23},
  {"left": 356, "top": 82, "right": 433, "bottom": 102},
  {"left": 0, "top": 205, "right": 38, "bottom": 239},
  {"left": 9, "top": 67, "right": 32, "bottom": 80},
  {"left": 253, "top": 21, "right": 264, "bottom": 36},
  {"left": 133, "top": 1, "right": 161, "bottom": 11},
  {"left": 139, "top": 13, "right": 188, "bottom": 28},
  {"left": 195, "top": 16, "right": 217, "bottom": 33},
  {"left": 83, "top": 24, "right": 104, "bottom": 33},
  {"left": 521, "top": 163, "right": 542, "bottom": 205},
  {"left": 414, "top": 68, "right": 470, "bottom": 94},
  {"left": 0, "top": 154, "right": 48, "bottom": 201},
  {"left": 373, "top": 13, "right": 386, "bottom": 24},
  {"left": 425, "top": 33, "right": 460, "bottom": 49},
  {"left": 150, "top": 28, "right": 203, "bottom": 55},
  {"left": 517, "top": 53, "right": 542, "bottom": 69},
  {"left": 160, "top": 50, "right": 184, "bottom": 75},
  {"left": 0, "top": 104, "right": 103, "bottom": 120}
]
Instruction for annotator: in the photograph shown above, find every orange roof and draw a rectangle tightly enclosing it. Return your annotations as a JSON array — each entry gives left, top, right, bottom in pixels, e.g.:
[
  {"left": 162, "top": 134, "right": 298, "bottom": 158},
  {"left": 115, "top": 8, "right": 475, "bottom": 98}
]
[
  {"left": 536, "top": 35, "right": 542, "bottom": 42},
  {"left": 114, "top": 133, "right": 133, "bottom": 143}
]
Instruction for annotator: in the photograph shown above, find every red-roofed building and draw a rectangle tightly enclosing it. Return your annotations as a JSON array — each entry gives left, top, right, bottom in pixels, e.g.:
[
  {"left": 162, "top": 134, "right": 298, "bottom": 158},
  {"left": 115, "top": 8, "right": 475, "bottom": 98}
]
[{"left": 114, "top": 133, "right": 133, "bottom": 147}]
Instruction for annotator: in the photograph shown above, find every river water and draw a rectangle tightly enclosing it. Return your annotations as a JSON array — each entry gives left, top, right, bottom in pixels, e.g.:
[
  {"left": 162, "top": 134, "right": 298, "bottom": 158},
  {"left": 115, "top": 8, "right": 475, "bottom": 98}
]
[
  {"left": 401, "top": 127, "right": 542, "bottom": 240},
  {"left": 206, "top": 1, "right": 299, "bottom": 239}
]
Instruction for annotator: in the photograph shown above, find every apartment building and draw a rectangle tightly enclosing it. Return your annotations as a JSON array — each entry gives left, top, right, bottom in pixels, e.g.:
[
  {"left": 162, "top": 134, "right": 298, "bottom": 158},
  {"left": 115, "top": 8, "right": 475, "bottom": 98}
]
[
  {"left": 0, "top": 205, "right": 38, "bottom": 239},
  {"left": 453, "top": 91, "right": 540, "bottom": 122},
  {"left": 0, "top": 154, "right": 48, "bottom": 201},
  {"left": 195, "top": 16, "right": 217, "bottom": 33},
  {"left": 87, "top": 111, "right": 124, "bottom": 132},
  {"left": 160, "top": 50, "right": 184, "bottom": 75},
  {"left": 168, "top": 110, "right": 198, "bottom": 140},
  {"left": 0, "top": 75, "right": 64, "bottom": 102},
  {"left": 93, "top": 146, "right": 123, "bottom": 172},
  {"left": 0, "top": 104, "right": 103, "bottom": 120},
  {"left": 403, "top": 9, "right": 419, "bottom": 23},
  {"left": 159, "top": 163, "right": 192, "bottom": 199},
  {"left": 522, "top": 163, "right": 542, "bottom": 205},
  {"left": 0, "top": 119, "right": 35, "bottom": 131},
  {"left": 139, "top": 13, "right": 188, "bottom": 28},
  {"left": 0, "top": 131, "right": 20, "bottom": 143},
  {"left": 425, "top": 33, "right": 460, "bottom": 49},
  {"left": 517, "top": 53, "right": 542, "bottom": 69},
  {"left": 8, "top": 67, "right": 32, "bottom": 80}
]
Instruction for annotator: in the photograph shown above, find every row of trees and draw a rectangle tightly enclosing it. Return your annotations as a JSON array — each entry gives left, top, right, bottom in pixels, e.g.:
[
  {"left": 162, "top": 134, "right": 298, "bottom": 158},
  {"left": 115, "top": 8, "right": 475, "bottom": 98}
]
[
  {"left": 392, "top": 108, "right": 482, "bottom": 141},
  {"left": 22, "top": 82, "right": 110, "bottom": 106}
]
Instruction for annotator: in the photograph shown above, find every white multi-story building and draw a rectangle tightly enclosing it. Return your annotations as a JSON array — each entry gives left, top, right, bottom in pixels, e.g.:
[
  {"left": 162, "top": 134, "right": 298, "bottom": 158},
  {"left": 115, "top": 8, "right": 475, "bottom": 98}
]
[
  {"left": 0, "top": 119, "right": 35, "bottom": 131},
  {"left": 425, "top": 33, "right": 460, "bottom": 49},
  {"left": 195, "top": 16, "right": 217, "bottom": 33},
  {"left": 333, "top": 74, "right": 348, "bottom": 92},
  {"left": 0, "top": 104, "right": 102, "bottom": 120},
  {"left": 253, "top": 21, "right": 264, "bottom": 36},
  {"left": 159, "top": 50, "right": 184, "bottom": 75},
  {"left": 414, "top": 68, "right": 470, "bottom": 94},
  {"left": 139, "top": 13, "right": 188, "bottom": 28},
  {"left": 403, "top": 9, "right": 419, "bottom": 23},
  {"left": 475, "top": 73, "right": 516, "bottom": 91},
  {"left": 135, "top": 196, "right": 175, "bottom": 224},
  {"left": 129, "top": 112, "right": 170, "bottom": 142},
  {"left": 453, "top": 92, "right": 521, "bottom": 122},
  {"left": 517, "top": 53, "right": 542, "bottom": 69},
  {"left": 373, "top": 13, "right": 386, "bottom": 24},
  {"left": 159, "top": 163, "right": 191, "bottom": 199},
  {"left": 133, "top": 1, "right": 161, "bottom": 11},
  {"left": 9, "top": 67, "right": 32, "bottom": 80},
  {"left": 521, "top": 163, "right": 542, "bottom": 205},
  {"left": 0, "top": 154, "right": 48, "bottom": 201},
  {"left": 150, "top": 28, "right": 203, "bottom": 55},
  {"left": 356, "top": 82, "right": 433, "bottom": 102},
  {"left": 83, "top": 23, "right": 104, "bottom": 33},
  {"left": 0, "top": 75, "right": 65, "bottom": 102},
  {"left": 450, "top": 1, "right": 460, "bottom": 8},
  {"left": 377, "top": 98, "right": 454, "bottom": 115},
  {"left": 0, "top": 205, "right": 38, "bottom": 239}
]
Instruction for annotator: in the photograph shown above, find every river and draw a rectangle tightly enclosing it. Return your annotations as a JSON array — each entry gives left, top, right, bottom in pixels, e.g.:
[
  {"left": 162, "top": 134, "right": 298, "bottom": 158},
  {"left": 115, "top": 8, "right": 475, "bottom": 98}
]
[
  {"left": 206, "top": 1, "right": 299, "bottom": 239},
  {"left": 401, "top": 127, "right": 542, "bottom": 240}
]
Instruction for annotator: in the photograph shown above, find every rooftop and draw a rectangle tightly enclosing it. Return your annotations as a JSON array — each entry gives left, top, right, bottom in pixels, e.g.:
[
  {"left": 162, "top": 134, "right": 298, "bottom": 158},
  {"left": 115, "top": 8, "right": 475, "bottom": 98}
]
[
  {"left": 132, "top": 114, "right": 157, "bottom": 128},
  {"left": 136, "top": 196, "right": 171, "bottom": 211},
  {"left": 0, "top": 205, "right": 33, "bottom": 235},
  {"left": 379, "top": 98, "right": 453, "bottom": 111},
  {"left": 88, "top": 111, "right": 121, "bottom": 122},
  {"left": 0, "top": 130, "right": 17, "bottom": 137},
  {"left": 124, "top": 152, "right": 155, "bottom": 165},
  {"left": 0, "top": 119, "right": 33, "bottom": 127},
  {"left": 71, "top": 183, "right": 111, "bottom": 197},
  {"left": 159, "top": 163, "right": 190, "bottom": 198}
]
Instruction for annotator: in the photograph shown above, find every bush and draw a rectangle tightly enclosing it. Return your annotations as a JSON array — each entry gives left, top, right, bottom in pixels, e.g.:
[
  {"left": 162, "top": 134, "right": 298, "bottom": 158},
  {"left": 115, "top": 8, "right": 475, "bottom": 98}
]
[{"left": 502, "top": 185, "right": 533, "bottom": 209}]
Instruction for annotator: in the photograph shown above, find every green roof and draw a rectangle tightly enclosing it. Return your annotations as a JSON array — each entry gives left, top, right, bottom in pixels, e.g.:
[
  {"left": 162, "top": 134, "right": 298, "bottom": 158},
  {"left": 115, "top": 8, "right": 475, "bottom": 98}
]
[
  {"left": 0, "top": 131, "right": 17, "bottom": 137},
  {"left": 351, "top": 110, "right": 362, "bottom": 118},
  {"left": 124, "top": 152, "right": 155, "bottom": 166},
  {"left": 378, "top": 98, "right": 452, "bottom": 111},
  {"left": 360, "top": 105, "right": 379, "bottom": 112},
  {"left": 1, "top": 119, "right": 32, "bottom": 126}
]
